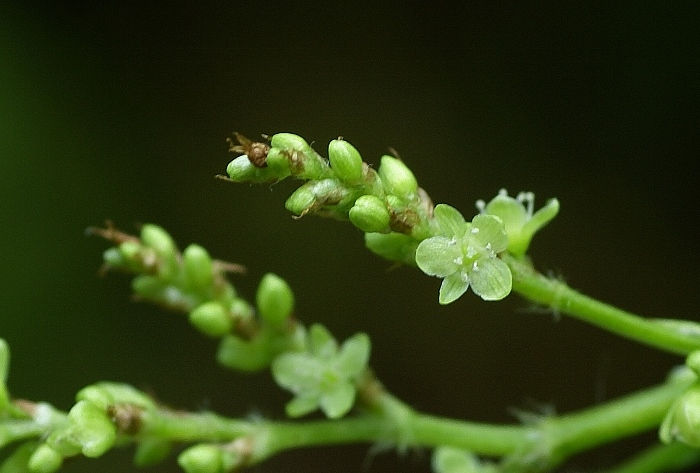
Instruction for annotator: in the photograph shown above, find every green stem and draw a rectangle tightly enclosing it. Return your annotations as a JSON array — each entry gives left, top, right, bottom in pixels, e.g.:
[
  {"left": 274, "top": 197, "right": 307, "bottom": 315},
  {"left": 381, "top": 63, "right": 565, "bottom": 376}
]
[
  {"left": 505, "top": 254, "right": 700, "bottom": 356},
  {"left": 604, "top": 442, "right": 700, "bottom": 473},
  {"left": 213, "top": 373, "right": 693, "bottom": 468}
]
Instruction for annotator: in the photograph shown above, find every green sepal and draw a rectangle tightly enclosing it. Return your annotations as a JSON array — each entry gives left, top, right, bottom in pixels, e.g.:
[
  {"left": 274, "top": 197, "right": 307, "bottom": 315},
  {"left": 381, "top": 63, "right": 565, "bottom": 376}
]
[
  {"left": 27, "top": 444, "right": 62, "bottom": 473},
  {"left": 133, "top": 438, "right": 172, "bottom": 467},
  {"left": 364, "top": 232, "right": 419, "bottom": 266},
  {"left": 189, "top": 302, "right": 232, "bottom": 337},
  {"left": 378, "top": 155, "right": 418, "bottom": 199},
  {"left": 256, "top": 273, "right": 295, "bottom": 327},
  {"left": 226, "top": 155, "right": 281, "bottom": 183},
  {"left": 328, "top": 139, "right": 363, "bottom": 185},
  {"left": 477, "top": 189, "right": 559, "bottom": 257},
  {"left": 349, "top": 195, "right": 391, "bottom": 233}
]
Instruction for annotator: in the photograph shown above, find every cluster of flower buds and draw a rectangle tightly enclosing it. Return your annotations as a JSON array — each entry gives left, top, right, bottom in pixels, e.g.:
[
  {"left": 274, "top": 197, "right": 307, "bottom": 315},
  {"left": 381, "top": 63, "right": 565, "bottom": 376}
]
[{"left": 224, "top": 133, "right": 434, "bottom": 246}]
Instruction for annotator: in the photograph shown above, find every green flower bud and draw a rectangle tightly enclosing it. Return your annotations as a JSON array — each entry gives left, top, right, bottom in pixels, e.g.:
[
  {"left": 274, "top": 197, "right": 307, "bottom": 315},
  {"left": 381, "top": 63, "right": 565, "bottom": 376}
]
[
  {"left": 178, "top": 444, "right": 223, "bottom": 473},
  {"left": 378, "top": 155, "right": 418, "bottom": 199},
  {"left": 432, "top": 446, "right": 484, "bottom": 473},
  {"left": 270, "top": 133, "right": 330, "bottom": 179},
  {"left": 133, "top": 438, "right": 172, "bottom": 467},
  {"left": 329, "top": 139, "right": 363, "bottom": 185},
  {"left": 76, "top": 382, "right": 154, "bottom": 411},
  {"left": 183, "top": 244, "right": 214, "bottom": 292},
  {"left": 265, "top": 147, "right": 292, "bottom": 179},
  {"left": 256, "top": 273, "right": 294, "bottom": 327},
  {"left": 189, "top": 302, "right": 232, "bottom": 337},
  {"left": 364, "top": 232, "right": 419, "bottom": 266},
  {"left": 349, "top": 195, "right": 391, "bottom": 233},
  {"left": 226, "top": 155, "right": 256, "bottom": 182},
  {"left": 660, "top": 385, "right": 700, "bottom": 447},
  {"left": 284, "top": 179, "right": 350, "bottom": 217},
  {"left": 67, "top": 401, "right": 116, "bottom": 458},
  {"left": 270, "top": 132, "right": 312, "bottom": 152},
  {"left": 28, "top": 444, "right": 62, "bottom": 473},
  {"left": 217, "top": 335, "right": 272, "bottom": 372},
  {"left": 140, "top": 225, "right": 178, "bottom": 278}
]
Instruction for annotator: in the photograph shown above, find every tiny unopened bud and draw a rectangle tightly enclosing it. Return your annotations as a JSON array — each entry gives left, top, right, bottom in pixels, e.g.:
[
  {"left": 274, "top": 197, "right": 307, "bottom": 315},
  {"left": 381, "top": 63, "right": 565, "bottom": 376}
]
[
  {"left": 189, "top": 302, "right": 232, "bottom": 337},
  {"left": 660, "top": 386, "right": 700, "bottom": 447},
  {"left": 183, "top": 244, "right": 214, "bottom": 292},
  {"left": 29, "top": 444, "right": 63, "bottom": 473},
  {"left": 265, "top": 147, "right": 292, "bottom": 179},
  {"left": 378, "top": 155, "right": 418, "bottom": 199},
  {"left": 226, "top": 155, "right": 256, "bottom": 182},
  {"left": 256, "top": 273, "right": 294, "bottom": 327},
  {"left": 329, "top": 139, "right": 363, "bottom": 185},
  {"left": 349, "top": 195, "right": 390, "bottom": 233},
  {"left": 140, "top": 225, "right": 178, "bottom": 278},
  {"left": 285, "top": 179, "right": 349, "bottom": 216},
  {"left": 364, "top": 232, "right": 419, "bottom": 266},
  {"left": 178, "top": 444, "right": 223, "bottom": 473}
]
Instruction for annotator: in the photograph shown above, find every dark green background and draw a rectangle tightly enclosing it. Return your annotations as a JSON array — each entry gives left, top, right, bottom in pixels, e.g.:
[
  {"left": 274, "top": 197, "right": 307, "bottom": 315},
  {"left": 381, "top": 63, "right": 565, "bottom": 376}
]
[{"left": 1, "top": 2, "right": 698, "bottom": 472}]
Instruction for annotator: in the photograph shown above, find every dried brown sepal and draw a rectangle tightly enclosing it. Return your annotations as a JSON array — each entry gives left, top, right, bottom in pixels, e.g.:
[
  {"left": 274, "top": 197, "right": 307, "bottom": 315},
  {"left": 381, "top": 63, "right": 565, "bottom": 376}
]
[
  {"left": 227, "top": 132, "right": 270, "bottom": 168},
  {"left": 86, "top": 221, "right": 140, "bottom": 245}
]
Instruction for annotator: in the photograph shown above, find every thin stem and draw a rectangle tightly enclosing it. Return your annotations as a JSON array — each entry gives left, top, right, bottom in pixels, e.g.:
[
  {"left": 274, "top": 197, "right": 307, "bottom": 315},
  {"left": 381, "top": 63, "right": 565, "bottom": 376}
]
[
  {"left": 604, "top": 442, "right": 700, "bottom": 473},
  {"left": 505, "top": 254, "right": 700, "bottom": 355}
]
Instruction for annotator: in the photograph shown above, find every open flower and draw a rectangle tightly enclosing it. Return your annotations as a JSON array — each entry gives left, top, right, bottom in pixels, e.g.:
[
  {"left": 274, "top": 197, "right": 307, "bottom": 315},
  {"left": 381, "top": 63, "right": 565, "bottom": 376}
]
[{"left": 416, "top": 205, "right": 512, "bottom": 304}]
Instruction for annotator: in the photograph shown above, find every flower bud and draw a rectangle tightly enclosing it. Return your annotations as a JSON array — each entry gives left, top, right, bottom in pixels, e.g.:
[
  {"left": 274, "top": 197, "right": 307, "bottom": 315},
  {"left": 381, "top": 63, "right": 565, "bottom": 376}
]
[
  {"left": 178, "top": 444, "right": 223, "bottom": 473},
  {"left": 256, "top": 273, "right": 294, "bottom": 327},
  {"left": 217, "top": 335, "right": 272, "bottom": 372},
  {"left": 189, "top": 302, "right": 232, "bottom": 337},
  {"left": 270, "top": 133, "right": 329, "bottom": 179},
  {"left": 285, "top": 179, "right": 349, "bottom": 217},
  {"left": 28, "top": 444, "right": 63, "bottom": 473},
  {"left": 76, "top": 382, "right": 154, "bottom": 411},
  {"left": 378, "top": 155, "right": 418, "bottom": 199},
  {"left": 364, "top": 232, "right": 419, "bottom": 266},
  {"left": 68, "top": 400, "right": 117, "bottom": 457},
  {"left": 265, "top": 147, "right": 292, "bottom": 179},
  {"left": 140, "top": 225, "right": 178, "bottom": 279},
  {"left": 183, "top": 244, "right": 214, "bottom": 293},
  {"left": 270, "top": 132, "right": 311, "bottom": 152},
  {"left": 349, "top": 195, "right": 390, "bottom": 233},
  {"left": 329, "top": 139, "right": 363, "bottom": 185},
  {"left": 660, "top": 385, "right": 700, "bottom": 447},
  {"left": 226, "top": 155, "right": 256, "bottom": 182}
]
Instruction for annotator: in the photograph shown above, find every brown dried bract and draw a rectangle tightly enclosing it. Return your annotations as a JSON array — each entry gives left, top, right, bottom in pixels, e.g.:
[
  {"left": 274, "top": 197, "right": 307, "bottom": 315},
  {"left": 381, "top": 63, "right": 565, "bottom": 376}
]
[
  {"left": 227, "top": 132, "right": 270, "bottom": 168},
  {"left": 107, "top": 403, "right": 144, "bottom": 435}
]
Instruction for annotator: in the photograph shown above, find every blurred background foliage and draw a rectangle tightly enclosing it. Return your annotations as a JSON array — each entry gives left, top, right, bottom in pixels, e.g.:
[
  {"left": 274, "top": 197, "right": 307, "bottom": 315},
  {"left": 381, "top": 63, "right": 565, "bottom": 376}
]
[{"left": 1, "top": 1, "right": 698, "bottom": 471}]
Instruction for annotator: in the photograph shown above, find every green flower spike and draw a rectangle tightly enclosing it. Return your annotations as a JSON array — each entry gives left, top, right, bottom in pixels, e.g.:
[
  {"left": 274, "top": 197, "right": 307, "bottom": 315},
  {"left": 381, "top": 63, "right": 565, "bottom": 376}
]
[
  {"left": 415, "top": 205, "right": 512, "bottom": 304},
  {"left": 476, "top": 189, "right": 559, "bottom": 257},
  {"left": 272, "top": 324, "right": 370, "bottom": 419}
]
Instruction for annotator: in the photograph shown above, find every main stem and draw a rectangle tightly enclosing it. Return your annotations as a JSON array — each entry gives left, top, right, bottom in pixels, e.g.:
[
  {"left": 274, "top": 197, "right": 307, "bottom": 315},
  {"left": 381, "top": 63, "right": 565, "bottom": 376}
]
[{"left": 504, "top": 254, "right": 700, "bottom": 356}]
